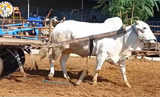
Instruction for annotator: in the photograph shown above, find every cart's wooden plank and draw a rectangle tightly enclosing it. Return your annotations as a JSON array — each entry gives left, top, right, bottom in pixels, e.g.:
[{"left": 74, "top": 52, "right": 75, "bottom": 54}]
[
  {"left": 132, "top": 50, "right": 160, "bottom": 56},
  {"left": 0, "top": 37, "right": 44, "bottom": 47},
  {"left": 47, "top": 30, "right": 125, "bottom": 48}
]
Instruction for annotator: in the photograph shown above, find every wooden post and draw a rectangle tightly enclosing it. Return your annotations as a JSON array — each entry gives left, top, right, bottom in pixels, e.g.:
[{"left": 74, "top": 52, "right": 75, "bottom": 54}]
[{"left": 49, "top": 19, "right": 53, "bottom": 42}]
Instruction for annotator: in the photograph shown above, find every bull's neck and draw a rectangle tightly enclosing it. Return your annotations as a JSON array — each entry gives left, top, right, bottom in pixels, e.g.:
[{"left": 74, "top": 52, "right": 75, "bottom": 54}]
[{"left": 122, "top": 25, "right": 144, "bottom": 51}]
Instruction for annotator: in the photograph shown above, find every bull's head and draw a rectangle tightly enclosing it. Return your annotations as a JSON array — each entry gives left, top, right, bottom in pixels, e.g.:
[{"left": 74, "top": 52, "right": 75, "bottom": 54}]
[{"left": 134, "top": 21, "right": 156, "bottom": 43}]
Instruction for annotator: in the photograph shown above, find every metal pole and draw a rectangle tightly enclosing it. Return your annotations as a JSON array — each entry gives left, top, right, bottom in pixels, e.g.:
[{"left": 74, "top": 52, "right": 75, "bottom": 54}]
[
  {"left": 81, "top": 0, "right": 84, "bottom": 21},
  {"left": 82, "top": 0, "right": 84, "bottom": 9},
  {"left": 28, "top": 0, "right": 30, "bottom": 19},
  {"left": 36, "top": 8, "right": 39, "bottom": 16}
]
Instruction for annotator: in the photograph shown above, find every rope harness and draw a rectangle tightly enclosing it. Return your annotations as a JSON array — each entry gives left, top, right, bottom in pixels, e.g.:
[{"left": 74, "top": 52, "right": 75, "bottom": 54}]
[{"left": 88, "top": 26, "right": 127, "bottom": 56}]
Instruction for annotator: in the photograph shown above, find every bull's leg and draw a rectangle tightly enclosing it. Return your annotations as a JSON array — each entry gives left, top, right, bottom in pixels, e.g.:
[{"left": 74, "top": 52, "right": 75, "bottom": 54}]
[
  {"left": 24, "top": 48, "right": 38, "bottom": 70},
  {"left": 76, "top": 69, "right": 88, "bottom": 85},
  {"left": 60, "top": 54, "right": 70, "bottom": 80},
  {"left": 19, "top": 64, "right": 26, "bottom": 77},
  {"left": 76, "top": 58, "right": 89, "bottom": 85},
  {"left": 47, "top": 48, "right": 55, "bottom": 79},
  {"left": 119, "top": 60, "right": 131, "bottom": 88},
  {"left": 30, "top": 52, "right": 38, "bottom": 70},
  {"left": 48, "top": 59, "right": 55, "bottom": 79},
  {"left": 93, "top": 52, "right": 106, "bottom": 85}
]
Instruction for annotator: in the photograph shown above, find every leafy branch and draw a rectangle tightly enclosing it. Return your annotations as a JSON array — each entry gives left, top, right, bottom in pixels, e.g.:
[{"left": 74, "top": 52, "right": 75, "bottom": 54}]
[{"left": 96, "top": 0, "right": 160, "bottom": 25}]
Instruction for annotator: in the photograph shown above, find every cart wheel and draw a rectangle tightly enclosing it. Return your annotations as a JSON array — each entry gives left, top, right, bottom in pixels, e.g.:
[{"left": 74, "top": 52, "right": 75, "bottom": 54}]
[
  {"left": 17, "top": 48, "right": 25, "bottom": 65},
  {"left": 0, "top": 48, "right": 25, "bottom": 77},
  {"left": 2, "top": 49, "right": 19, "bottom": 76},
  {"left": 0, "top": 57, "right": 4, "bottom": 76}
]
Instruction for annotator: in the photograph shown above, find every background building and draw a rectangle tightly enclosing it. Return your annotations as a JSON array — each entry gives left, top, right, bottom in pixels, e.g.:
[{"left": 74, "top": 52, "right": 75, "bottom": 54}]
[
  {"left": 1, "top": 0, "right": 107, "bottom": 22},
  {"left": 1, "top": 0, "right": 160, "bottom": 22}
]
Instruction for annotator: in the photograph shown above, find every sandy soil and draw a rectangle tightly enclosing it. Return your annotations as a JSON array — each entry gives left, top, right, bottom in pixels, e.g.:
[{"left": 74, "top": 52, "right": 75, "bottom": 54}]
[{"left": 0, "top": 54, "right": 160, "bottom": 97}]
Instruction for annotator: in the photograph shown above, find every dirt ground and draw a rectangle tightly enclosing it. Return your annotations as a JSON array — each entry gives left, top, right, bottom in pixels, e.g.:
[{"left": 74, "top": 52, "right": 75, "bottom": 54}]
[{"left": 0, "top": 54, "right": 160, "bottom": 97}]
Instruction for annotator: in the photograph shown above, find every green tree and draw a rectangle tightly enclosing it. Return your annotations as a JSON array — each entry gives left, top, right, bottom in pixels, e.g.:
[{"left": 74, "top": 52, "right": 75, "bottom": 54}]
[{"left": 96, "top": 0, "right": 159, "bottom": 25}]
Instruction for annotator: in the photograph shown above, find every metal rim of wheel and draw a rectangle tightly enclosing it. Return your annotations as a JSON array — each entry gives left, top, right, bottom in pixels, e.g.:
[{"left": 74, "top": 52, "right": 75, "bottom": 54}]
[{"left": 0, "top": 57, "right": 4, "bottom": 76}]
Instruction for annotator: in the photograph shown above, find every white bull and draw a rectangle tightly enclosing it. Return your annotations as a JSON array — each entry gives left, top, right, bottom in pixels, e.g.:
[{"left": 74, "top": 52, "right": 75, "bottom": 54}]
[{"left": 44, "top": 17, "right": 156, "bottom": 88}]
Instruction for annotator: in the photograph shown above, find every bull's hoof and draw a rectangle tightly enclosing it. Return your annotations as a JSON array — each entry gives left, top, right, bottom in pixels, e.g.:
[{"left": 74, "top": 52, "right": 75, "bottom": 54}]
[
  {"left": 91, "top": 81, "right": 97, "bottom": 86},
  {"left": 35, "top": 64, "right": 39, "bottom": 71},
  {"left": 126, "top": 83, "right": 132, "bottom": 88},
  {"left": 31, "top": 66, "right": 39, "bottom": 71},
  {"left": 47, "top": 74, "right": 54, "bottom": 80},
  {"left": 64, "top": 74, "right": 70, "bottom": 80},
  {"left": 47, "top": 76, "right": 53, "bottom": 80},
  {"left": 23, "top": 73, "right": 29, "bottom": 77},
  {"left": 75, "top": 80, "right": 82, "bottom": 86}
]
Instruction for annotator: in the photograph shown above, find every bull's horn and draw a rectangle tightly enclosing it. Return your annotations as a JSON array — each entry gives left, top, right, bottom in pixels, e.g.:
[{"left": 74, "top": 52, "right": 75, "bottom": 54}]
[
  {"left": 135, "top": 21, "right": 138, "bottom": 25},
  {"left": 122, "top": 25, "right": 126, "bottom": 29}
]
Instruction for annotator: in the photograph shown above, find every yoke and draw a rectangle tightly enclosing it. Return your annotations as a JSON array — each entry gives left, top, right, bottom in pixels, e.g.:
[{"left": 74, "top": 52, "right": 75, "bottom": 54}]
[{"left": 0, "top": 28, "right": 158, "bottom": 57}]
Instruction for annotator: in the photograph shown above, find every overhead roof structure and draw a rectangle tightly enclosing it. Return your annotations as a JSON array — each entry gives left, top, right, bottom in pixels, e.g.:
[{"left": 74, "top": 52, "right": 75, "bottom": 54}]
[{"left": 1, "top": 0, "right": 98, "bottom": 9}]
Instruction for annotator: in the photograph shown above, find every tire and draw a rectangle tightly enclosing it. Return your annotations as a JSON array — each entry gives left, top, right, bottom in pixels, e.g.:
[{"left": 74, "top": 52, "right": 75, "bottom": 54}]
[
  {"left": 0, "top": 48, "right": 25, "bottom": 76},
  {"left": 0, "top": 57, "right": 4, "bottom": 76},
  {"left": 2, "top": 49, "right": 19, "bottom": 76}
]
